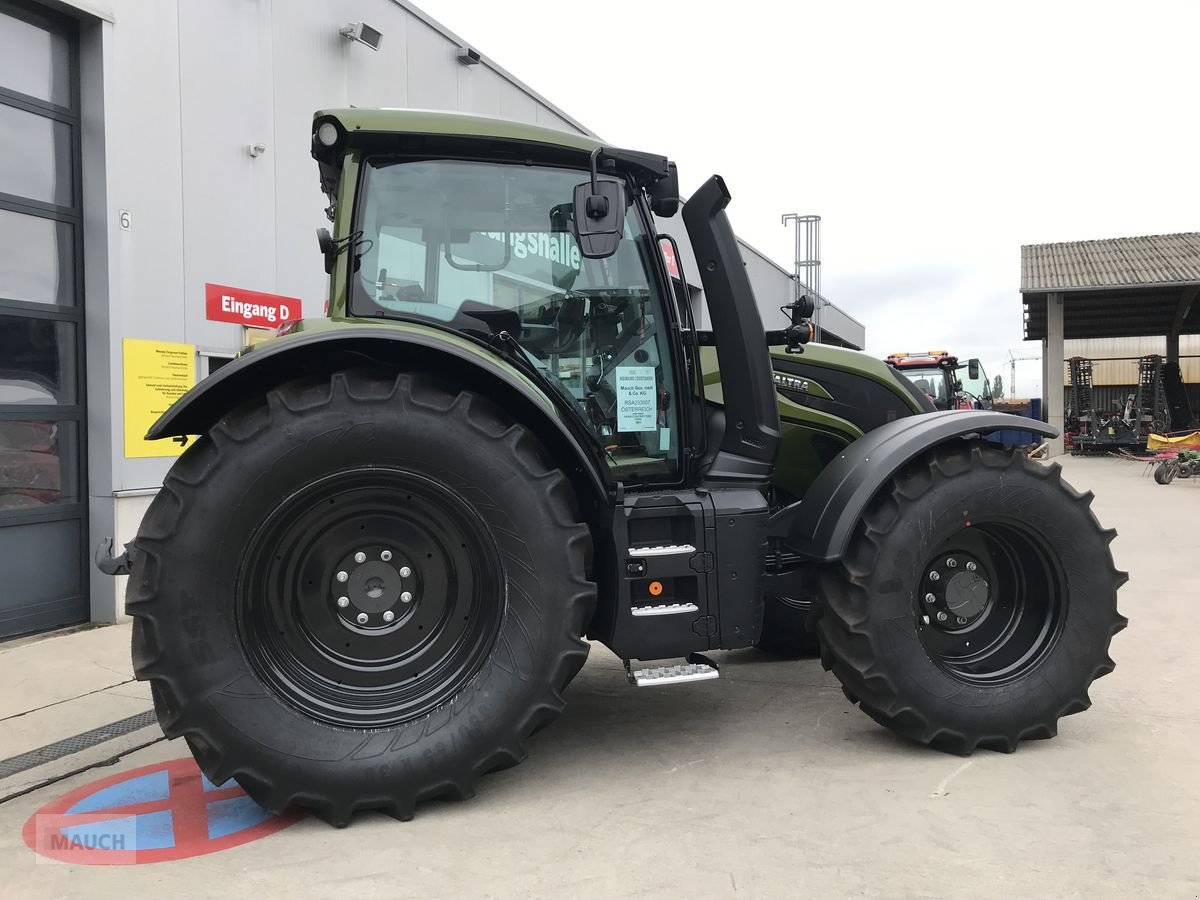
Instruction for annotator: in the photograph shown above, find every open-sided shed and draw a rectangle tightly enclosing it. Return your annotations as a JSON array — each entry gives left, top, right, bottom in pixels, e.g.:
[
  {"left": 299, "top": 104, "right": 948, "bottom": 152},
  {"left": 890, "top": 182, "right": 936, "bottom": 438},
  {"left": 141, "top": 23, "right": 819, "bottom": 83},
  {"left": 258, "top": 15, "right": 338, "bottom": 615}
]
[{"left": 1021, "top": 232, "right": 1200, "bottom": 454}]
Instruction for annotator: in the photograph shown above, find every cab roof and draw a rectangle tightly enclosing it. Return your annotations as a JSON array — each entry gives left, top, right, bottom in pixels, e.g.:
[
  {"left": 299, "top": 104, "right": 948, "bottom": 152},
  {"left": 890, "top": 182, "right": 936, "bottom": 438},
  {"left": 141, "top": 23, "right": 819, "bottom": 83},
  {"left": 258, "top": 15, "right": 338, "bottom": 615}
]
[{"left": 314, "top": 108, "right": 603, "bottom": 155}]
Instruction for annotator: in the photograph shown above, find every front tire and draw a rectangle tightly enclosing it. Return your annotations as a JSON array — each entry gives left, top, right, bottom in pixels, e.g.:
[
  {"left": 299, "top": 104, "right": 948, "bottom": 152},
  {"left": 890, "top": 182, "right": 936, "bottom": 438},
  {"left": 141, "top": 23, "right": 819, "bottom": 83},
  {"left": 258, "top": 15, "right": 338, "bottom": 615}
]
[
  {"left": 128, "top": 370, "right": 596, "bottom": 824},
  {"left": 817, "top": 442, "right": 1127, "bottom": 754}
]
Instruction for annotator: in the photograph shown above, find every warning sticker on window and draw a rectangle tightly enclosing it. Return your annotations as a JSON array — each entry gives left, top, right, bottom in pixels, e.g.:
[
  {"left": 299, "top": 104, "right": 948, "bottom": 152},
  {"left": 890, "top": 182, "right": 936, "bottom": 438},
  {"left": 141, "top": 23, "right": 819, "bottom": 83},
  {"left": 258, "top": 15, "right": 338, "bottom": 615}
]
[{"left": 615, "top": 366, "right": 657, "bottom": 432}]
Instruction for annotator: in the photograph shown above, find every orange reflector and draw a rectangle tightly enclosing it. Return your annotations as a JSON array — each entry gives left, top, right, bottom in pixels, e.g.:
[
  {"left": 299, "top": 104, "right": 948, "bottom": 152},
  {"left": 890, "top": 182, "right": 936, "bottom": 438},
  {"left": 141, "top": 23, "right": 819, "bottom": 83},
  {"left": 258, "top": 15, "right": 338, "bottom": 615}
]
[{"left": 648, "top": 580, "right": 664, "bottom": 597}]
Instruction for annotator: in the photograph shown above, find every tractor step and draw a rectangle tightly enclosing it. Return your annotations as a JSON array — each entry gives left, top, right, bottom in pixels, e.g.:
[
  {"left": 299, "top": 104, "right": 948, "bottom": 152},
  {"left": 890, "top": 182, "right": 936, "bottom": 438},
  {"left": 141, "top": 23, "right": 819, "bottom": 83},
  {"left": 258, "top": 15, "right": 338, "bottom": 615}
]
[
  {"left": 625, "top": 654, "right": 720, "bottom": 687},
  {"left": 627, "top": 543, "right": 697, "bottom": 558},
  {"left": 631, "top": 602, "right": 699, "bottom": 617}
]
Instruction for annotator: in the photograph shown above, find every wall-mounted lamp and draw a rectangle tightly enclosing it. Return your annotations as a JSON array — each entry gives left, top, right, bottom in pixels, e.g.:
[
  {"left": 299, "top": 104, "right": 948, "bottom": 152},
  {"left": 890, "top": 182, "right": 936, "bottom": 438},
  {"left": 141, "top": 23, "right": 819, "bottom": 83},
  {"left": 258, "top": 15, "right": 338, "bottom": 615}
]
[
  {"left": 456, "top": 47, "right": 481, "bottom": 66},
  {"left": 340, "top": 22, "right": 382, "bottom": 51}
]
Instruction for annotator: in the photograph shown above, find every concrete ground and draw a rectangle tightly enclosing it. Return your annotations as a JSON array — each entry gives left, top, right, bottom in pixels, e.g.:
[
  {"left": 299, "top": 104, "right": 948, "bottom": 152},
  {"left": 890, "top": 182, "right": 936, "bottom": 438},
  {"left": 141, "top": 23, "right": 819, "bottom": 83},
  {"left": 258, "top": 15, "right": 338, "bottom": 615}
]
[{"left": 1, "top": 455, "right": 1196, "bottom": 898}]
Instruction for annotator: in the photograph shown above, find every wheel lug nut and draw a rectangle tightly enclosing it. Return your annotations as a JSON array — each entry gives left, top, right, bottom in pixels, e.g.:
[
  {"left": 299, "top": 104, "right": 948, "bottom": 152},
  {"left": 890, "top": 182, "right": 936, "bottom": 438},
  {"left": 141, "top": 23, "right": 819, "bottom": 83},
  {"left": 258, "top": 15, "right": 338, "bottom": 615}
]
[
  {"left": 356, "top": 612, "right": 369, "bottom": 625},
  {"left": 929, "top": 571, "right": 940, "bottom": 582},
  {"left": 354, "top": 551, "right": 367, "bottom": 564},
  {"left": 936, "top": 611, "right": 948, "bottom": 622},
  {"left": 965, "top": 561, "right": 977, "bottom": 572},
  {"left": 957, "top": 616, "right": 968, "bottom": 624},
  {"left": 924, "top": 592, "right": 936, "bottom": 604},
  {"left": 337, "top": 596, "right": 349, "bottom": 608},
  {"left": 400, "top": 591, "right": 414, "bottom": 603},
  {"left": 383, "top": 610, "right": 395, "bottom": 623},
  {"left": 381, "top": 550, "right": 392, "bottom": 562},
  {"left": 946, "top": 558, "right": 958, "bottom": 568},
  {"left": 921, "top": 615, "right": 930, "bottom": 625},
  {"left": 336, "top": 571, "right": 349, "bottom": 583},
  {"left": 399, "top": 566, "right": 412, "bottom": 578}
]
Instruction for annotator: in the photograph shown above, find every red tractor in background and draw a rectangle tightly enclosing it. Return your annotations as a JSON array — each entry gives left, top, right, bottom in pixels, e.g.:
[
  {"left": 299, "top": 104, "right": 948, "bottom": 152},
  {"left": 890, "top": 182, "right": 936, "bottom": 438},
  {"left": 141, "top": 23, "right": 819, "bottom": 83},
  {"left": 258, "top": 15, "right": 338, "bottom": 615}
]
[{"left": 886, "top": 350, "right": 994, "bottom": 411}]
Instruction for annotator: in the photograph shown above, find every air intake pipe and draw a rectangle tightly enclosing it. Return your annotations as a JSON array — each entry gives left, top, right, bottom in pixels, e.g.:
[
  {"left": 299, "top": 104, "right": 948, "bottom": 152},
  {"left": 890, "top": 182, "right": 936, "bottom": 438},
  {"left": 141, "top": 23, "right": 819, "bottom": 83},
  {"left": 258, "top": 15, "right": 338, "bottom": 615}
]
[{"left": 682, "top": 176, "right": 781, "bottom": 484}]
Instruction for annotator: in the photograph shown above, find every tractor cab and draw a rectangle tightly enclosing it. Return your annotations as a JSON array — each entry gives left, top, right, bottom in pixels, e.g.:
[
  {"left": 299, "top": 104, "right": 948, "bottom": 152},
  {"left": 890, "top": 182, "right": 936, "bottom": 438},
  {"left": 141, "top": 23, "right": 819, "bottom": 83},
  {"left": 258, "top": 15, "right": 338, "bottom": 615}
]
[{"left": 886, "top": 350, "right": 993, "bottom": 410}]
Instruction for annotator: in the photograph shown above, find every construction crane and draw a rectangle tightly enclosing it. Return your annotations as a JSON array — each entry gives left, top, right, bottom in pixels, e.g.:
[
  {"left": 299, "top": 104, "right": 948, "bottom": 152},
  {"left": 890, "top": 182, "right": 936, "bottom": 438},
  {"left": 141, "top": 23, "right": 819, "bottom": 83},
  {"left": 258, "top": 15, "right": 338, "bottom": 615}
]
[{"left": 1007, "top": 349, "right": 1041, "bottom": 399}]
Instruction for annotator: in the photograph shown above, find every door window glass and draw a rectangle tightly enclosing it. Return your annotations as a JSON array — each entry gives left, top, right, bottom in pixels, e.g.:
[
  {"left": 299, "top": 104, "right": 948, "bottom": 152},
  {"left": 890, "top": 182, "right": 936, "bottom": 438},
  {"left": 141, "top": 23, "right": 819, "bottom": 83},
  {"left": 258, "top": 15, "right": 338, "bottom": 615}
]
[
  {"left": 0, "top": 419, "right": 78, "bottom": 509},
  {"left": 0, "top": 315, "right": 77, "bottom": 404},
  {"left": 0, "top": 209, "right": 73, "bottom": 305},
  {"left": 0, "top": 10, "right": 70, "bottom": 106},
  {"left": 0, "top": 104, "right": 72, "bottom": 206}
]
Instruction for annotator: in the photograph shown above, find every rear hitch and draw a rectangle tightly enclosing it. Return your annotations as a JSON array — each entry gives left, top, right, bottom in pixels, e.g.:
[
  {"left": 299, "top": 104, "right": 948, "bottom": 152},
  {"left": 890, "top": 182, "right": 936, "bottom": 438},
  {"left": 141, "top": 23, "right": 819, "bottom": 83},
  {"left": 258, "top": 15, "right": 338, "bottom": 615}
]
[{"left": 95, "top": 537, "right": 139, "bottom": 577}]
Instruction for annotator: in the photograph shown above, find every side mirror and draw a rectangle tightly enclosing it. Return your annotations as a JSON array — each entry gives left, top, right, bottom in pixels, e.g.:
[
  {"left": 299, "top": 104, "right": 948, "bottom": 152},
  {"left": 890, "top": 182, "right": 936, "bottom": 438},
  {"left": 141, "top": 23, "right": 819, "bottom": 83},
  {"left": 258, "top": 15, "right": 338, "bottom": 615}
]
[
  {"left": 317, "top": 227, "right": 337, "bottom": 275},
  {"left": 573, "top": 179, "right": 625, "bottom": 258},
  {"left": 968, "top": 358, "right": 980, "bottom": 380},
  {"left": 649, "top": 162, "right": 680, "bottom": 217}
]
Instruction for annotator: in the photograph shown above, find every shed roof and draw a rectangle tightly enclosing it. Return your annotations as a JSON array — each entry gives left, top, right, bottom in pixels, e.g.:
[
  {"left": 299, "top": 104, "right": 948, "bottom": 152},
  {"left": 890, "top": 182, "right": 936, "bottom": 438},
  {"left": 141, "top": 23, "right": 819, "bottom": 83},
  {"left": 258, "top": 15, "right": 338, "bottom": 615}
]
[
  {"left": 1022, "top": 232, "right": 1200, "bottom": 293},
  {"left": 1021, "top": 232, "right": 1200, "bottom": 340}
]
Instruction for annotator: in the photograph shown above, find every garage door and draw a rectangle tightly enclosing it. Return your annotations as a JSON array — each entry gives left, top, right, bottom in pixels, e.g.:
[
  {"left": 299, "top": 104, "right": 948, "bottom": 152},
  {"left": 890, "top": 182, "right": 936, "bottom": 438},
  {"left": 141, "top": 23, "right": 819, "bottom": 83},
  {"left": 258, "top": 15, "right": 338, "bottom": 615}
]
[{"left": 0, "top": 1, "right": 86, "bottom": 638}]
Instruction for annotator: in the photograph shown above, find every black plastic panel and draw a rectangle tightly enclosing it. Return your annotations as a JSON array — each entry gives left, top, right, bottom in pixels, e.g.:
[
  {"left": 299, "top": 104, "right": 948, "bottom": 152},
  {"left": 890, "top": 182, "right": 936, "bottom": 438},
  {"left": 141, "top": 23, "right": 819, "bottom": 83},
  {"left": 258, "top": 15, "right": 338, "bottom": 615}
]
[{"left": 596, "top": 485, "right": 768, "bottom": 660}]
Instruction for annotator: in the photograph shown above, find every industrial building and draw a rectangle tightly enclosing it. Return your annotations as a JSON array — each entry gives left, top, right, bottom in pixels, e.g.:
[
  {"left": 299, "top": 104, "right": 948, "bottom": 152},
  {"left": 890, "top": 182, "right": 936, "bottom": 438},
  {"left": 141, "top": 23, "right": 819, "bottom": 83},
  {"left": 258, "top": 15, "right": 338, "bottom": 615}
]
[{"left": 0, "top": 0, "right": 864, "bottom": 638}]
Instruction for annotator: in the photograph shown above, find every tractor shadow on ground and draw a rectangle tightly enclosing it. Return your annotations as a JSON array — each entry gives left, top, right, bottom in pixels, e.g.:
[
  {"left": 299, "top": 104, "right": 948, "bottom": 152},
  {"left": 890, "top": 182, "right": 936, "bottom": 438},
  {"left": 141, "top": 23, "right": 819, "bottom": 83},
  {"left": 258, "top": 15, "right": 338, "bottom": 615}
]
[
  {"left": 381, "top": 646, "right": 1060, "bottom": 823},
  {"left": 511, "top": 649, "right": 933, "bottom": 779}
]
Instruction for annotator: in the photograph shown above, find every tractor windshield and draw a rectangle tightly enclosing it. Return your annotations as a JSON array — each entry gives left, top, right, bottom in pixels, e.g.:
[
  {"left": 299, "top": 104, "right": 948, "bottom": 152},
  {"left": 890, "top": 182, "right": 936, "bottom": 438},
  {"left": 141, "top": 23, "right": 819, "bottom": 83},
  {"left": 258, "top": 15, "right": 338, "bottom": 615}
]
[
  {"left": 898, "top": 365, "right": 952, "bottom": 409},
  {"left": 353, "top": 157, "right": 680, "bottom": 479}
]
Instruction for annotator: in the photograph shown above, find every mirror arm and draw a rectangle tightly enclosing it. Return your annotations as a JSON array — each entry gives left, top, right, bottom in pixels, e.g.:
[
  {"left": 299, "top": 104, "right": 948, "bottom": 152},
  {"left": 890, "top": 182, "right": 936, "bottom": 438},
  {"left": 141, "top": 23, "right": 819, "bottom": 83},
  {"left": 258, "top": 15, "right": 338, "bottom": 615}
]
[{"left": 589, "top": 148, "right": 602, "bottom": 193}]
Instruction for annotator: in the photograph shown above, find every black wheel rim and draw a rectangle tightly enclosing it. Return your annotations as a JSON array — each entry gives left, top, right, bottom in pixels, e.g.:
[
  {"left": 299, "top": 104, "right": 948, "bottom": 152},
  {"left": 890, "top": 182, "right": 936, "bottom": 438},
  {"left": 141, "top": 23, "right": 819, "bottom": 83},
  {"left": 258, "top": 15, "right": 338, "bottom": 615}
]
[
  {"left": 915, "top": 521, "right": 1065, "bottom": 685},
  {"left": 237, "top": 467, "right": 505, "bottom": 728}
]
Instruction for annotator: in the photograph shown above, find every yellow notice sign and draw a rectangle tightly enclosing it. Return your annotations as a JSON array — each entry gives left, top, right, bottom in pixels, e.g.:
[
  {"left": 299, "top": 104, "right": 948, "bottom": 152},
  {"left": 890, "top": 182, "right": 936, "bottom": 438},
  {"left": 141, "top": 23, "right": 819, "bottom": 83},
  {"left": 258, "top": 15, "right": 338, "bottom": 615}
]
[{"left": 123, "top": 338, "right": 196, "bottom": 458}]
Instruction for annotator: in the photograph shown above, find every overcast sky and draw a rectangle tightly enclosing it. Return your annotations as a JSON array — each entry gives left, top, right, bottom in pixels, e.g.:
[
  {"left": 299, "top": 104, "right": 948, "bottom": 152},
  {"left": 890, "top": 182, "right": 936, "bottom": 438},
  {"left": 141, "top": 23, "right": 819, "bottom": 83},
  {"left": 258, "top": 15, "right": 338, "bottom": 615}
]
[{"left": 417, "top": 0, "right": 1200, "bottom": 397}]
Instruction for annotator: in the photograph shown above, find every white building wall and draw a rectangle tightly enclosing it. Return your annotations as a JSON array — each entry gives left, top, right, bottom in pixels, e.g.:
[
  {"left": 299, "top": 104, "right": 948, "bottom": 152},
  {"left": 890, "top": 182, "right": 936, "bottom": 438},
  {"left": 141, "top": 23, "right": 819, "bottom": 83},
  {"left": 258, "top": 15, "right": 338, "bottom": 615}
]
[
  {"left": 51, "top": 0, "right": 865, "bottom": 622},
  {"left": 63, "top": 0, "right": 611, "bottom": 621}
]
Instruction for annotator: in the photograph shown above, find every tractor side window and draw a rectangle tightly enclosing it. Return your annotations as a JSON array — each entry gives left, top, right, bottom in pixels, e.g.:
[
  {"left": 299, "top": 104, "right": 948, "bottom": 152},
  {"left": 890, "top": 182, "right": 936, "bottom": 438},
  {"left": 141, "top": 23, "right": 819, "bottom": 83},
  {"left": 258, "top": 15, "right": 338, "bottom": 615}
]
[
  {"left": 957, "top": 363, "right": 991, "bottom": 407},
  {"left": 355, "top": 157, "right": 681, "bottom": 481}
]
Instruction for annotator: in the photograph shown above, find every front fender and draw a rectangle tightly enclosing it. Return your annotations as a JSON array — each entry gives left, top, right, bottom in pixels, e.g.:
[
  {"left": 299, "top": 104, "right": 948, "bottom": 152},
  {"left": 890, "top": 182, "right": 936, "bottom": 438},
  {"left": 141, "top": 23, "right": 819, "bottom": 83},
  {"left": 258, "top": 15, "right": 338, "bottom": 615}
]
[
  {"left": 770, "top": 410, "right": 1057, "bottom": 562},
  {"left": 147, "top": 323, "right": 609, "bottom": 504}
]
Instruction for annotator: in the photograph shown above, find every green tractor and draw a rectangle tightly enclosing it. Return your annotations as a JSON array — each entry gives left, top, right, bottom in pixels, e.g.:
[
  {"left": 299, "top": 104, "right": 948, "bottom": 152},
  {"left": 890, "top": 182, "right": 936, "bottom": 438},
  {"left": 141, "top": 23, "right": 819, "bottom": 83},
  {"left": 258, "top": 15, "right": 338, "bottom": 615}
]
[{"left": 115, "top": 110, "right": 1126, "bottom": 826}]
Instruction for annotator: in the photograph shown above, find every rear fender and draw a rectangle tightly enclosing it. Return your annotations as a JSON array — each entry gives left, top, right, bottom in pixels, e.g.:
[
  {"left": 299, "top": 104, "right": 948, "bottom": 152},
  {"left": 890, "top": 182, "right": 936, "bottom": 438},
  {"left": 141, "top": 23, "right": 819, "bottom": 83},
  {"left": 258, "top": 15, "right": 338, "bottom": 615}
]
[
  {"left": 147, "top": 326, "right": 609, "bottom": 507},
  {"left": 770, "top": 410, "right": 1057, "bottom": 562}
]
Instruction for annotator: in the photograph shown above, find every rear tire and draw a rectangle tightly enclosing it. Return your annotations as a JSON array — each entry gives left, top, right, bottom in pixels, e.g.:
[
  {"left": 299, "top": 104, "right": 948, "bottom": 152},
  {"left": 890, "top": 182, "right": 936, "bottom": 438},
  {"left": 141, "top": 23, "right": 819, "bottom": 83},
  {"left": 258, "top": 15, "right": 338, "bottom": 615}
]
[
  {"left": 128, "top": 370, "right": 596, "bottom": 825},
  {"left": 817, "top": 441, "right": 1127, "bottom": 754}
]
